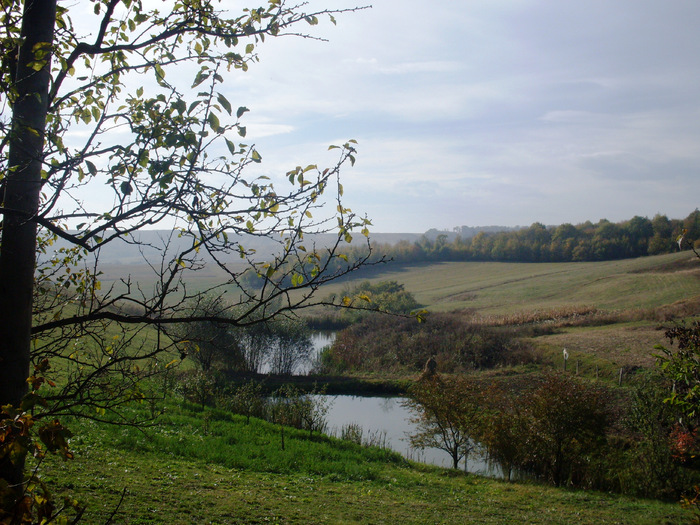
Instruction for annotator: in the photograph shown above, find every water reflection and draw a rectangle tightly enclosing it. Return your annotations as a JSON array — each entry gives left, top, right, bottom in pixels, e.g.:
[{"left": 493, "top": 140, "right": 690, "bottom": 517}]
[
  {"left": 318, "top": 395, "right": 499, "bottom": 476},
  {"left": 299, "top": 332, "right": 336, "bottom": 375}
]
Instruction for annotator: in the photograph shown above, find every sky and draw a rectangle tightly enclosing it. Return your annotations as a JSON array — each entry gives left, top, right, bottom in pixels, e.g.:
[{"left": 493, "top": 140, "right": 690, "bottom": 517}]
[{"left": 218, "top": 0, "right": 700, "bottom": 233}]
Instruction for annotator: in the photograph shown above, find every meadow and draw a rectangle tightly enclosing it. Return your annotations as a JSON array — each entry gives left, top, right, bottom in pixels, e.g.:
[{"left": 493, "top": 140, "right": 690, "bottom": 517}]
[{"left": 320, "top": 251, "right": 700, "bottom": 315}]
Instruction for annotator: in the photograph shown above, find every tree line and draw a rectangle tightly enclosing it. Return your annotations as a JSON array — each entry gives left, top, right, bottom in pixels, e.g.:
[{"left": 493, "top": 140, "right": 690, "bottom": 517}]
[{"left": 313, "top": 211, "right": 700, "bottom": 271}]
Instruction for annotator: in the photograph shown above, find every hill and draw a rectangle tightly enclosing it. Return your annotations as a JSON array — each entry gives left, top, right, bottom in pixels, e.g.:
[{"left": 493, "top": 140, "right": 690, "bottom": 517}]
[{"left": 315, "top": 251, "right": 700, "bottom": 315}]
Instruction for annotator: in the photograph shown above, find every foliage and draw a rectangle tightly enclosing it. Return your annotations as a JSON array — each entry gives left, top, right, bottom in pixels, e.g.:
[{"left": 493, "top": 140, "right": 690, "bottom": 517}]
[
  {"left": 615, "top": 375, "right": 692, "bottom": 499},
  {"left": 657, "top": 321, "right": 700, "bottom": 420},
  {"left": 656, "top": 319, "right": 700, "bottom": 519},
  {"left": 218, "top": 380, "right": 266, "bottom": 424},
  {"left": 0, "top": 382, "right": 84, "bottom": 523},
  {"left": 168, "top": 295, "right": 244, "bottom": 372},
  {"left": 0, "top": 0, "right": 375, "bottom": 518},
  {"left": 267, "top": 384, "right": 331, "bottom": 438},
  {"left": 263, "top": 317, "right": 314, "bottom": 376},
  {"left": 476, "top": 384, "right": 529, "bottom": 482},
  {"left": 359, "top": 211, "right": 700, "bottom": 266},
  {"left": 330, "top": 280, "right": 422, "bottom": 323},
  {"left": 318, "top": 312, "right": 531, "bottom": 375},
  {"left": 518, "top": 373, "right": 610, "bottom": 487},
  {"left": 404, "top": 375, "right": 484, "bottom": 470},
  {"left": 170, "top": 300, "right": 313, "bottom": 375},
  {"left": 175, "top": 369, "right": 218, "bottom": 408}
]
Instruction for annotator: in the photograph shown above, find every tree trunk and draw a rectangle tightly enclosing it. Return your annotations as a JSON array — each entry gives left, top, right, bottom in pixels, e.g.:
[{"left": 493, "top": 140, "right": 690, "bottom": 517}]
[{"left": 0, "top": 0, "right": 57, "bottom": 488}]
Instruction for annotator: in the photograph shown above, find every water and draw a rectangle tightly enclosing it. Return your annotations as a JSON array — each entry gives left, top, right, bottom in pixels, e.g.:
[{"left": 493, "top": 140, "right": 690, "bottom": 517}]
[
  {"left": 297, "top": 331, "right": 336, "bottom": 375},
  {"left": 319, "top": 395, "right": 498, "bottom": 476}
]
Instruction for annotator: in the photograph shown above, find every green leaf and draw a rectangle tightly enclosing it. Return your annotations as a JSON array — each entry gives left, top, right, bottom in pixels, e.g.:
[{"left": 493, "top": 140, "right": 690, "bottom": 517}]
[
  {"left": 251, "top": 150, "right": 262, "bottom": 163},
  {"left": 225, "top": 138, "right": 237, "bottom": 155},
  {"left": 208, "top": 112, "right": 221, "bottom": 132},
  {"left": 154, "top": 63, "right": 166, "bottom": 83},
  {"left": 192, "top": 69, "right": 209, "bottom": 88},
  {"left": 85, "top": 160, "right": 97, "bottom": 176},
  {"left": 237, "top": 106, "right": 249, "bottom": 118},
  {"left": 217, "top": 93, "right": 232, "bottom": 115}
]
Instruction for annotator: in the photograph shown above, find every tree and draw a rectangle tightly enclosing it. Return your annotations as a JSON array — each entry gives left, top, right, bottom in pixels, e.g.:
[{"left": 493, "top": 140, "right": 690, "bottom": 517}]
[
  {"left": 477, "top": 384, "right": 528, "bottom": 481},
  {"left": 329, "top": 279, "right": 422, "bottom": 324},
  {"left": 656, "top": 321, "right": 700, "bottom": 421},
  {"left": 264, "top": 316, "right": 312, "bottom": 375},
  {"left": 168, "top": 295, "right": 244, "bottom": 372},
  {"left": 520, "top": 373, "right": 609, "bottom": 487},
  {"left": 405, "top": 375, "right": 484, "bottom": 470},
  {"left": 0, "top": 0, "right": 374, "bottom": 516}
]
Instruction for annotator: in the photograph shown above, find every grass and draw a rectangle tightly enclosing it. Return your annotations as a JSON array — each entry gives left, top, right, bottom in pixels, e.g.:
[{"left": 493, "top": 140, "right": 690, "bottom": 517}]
[
  {"left": 311, "top": 251, "right": 700, "bottom": 316},
  {"left": 39, "top": 401, "right": 692, "bottom": 524}
]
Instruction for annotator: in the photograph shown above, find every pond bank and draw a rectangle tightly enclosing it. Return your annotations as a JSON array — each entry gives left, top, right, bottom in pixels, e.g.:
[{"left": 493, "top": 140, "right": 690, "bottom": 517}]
[{"left": 224, "top": 371, "right": 413, "bottom": 396}]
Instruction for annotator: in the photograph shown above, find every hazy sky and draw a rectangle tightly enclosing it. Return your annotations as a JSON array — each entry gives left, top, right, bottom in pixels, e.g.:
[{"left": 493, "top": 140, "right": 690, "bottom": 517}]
[{"left": 220, "top": 1, "right": 700, "bottom": 233}]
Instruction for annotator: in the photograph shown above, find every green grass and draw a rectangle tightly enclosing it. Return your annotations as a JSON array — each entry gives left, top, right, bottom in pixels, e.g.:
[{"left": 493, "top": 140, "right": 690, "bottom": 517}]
[
  {"left": 39, "top": 401, "right": 692, "bottom": 524},
  {"left": 311, "top": 251, "right": 700, "bottom": 316}
]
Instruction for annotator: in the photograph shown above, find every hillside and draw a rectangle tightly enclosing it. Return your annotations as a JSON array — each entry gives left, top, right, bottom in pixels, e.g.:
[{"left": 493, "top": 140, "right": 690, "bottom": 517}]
[
  {"left": 310, "top": 251, "right": 700, "bottom": 376},
  {"left": 41, "top": 403, "right": 690, "bottom": 524},
  {"left": 318, "top": 251, "right": 700, "bottom": 315}
]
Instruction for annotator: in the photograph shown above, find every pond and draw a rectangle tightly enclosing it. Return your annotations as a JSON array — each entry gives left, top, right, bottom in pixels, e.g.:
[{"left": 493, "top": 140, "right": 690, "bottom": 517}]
[{"left": 318, "top": 395, "right": 499, "bottom": 476}]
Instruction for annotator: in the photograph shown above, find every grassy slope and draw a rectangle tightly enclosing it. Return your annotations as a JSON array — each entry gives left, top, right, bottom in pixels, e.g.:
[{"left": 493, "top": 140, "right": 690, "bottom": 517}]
[
  {"left": 42, "top": 404, "right": 690, "bottom": 525},
  {"left": 325, "top": 251, "right": 700, "bottom": 315}
]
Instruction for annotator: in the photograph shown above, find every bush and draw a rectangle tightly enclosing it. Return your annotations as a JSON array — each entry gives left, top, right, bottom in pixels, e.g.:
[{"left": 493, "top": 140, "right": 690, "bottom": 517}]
[
  {"left": 519, "top": 373, "right": 610, "bottom": 487},
  {"left": 267, "top": 384, "right": 331, "bottom": 437},
  {"left": 175, "top": 370, "right": 218, "bottom": 408},
  {"left": 318, "top": 312, "right": 533, "bottom": 375},
  {"left": 218, "top": 381, "right": 267, "bottom": 424}
]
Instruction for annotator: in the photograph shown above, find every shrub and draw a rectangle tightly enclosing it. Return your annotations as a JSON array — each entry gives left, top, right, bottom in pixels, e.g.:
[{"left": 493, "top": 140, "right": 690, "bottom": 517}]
[
  {"left": 518, "top": 373, "right": 610, "bottom": 487},
  {"left": 267, "top": 384, "right": 331, "bottom": 437},
  {"left": 318, "top": 312, "right": 532, "bottom": 375}
]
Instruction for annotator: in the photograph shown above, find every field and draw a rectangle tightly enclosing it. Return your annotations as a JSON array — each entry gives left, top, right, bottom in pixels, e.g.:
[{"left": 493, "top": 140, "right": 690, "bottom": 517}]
[
  {"left": 314, "top": 251, "right": 700, "bottom": 372},
  {"left": 320, "top": 251, "right": 700, "bottom": 315}
]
